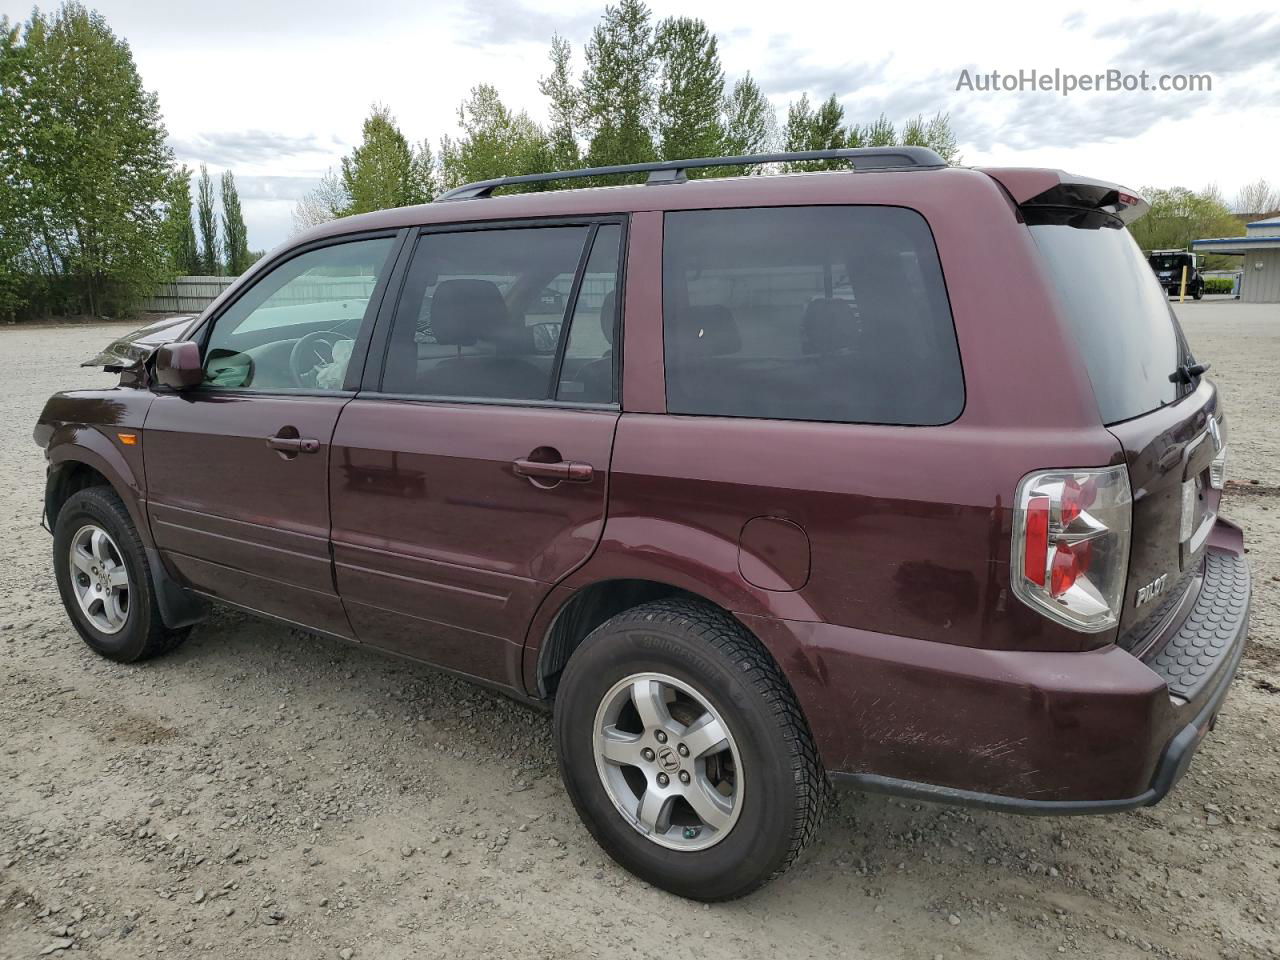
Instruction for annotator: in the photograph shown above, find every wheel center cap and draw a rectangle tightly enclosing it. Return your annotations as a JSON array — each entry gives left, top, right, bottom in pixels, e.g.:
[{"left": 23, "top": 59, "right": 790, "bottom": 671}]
[{"left": 656, "top": 746, "right": 681, "bottom": 774}]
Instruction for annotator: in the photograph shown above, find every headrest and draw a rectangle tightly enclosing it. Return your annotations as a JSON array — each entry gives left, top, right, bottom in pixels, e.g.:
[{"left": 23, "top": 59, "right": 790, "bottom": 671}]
[
  {"left": 676, "top": 305, "right": 740, "bottom": 359},
  {"left": 431, "top": 279, "right": 509, "bottom": 346},
  {"left": 801, "top": 298, "right": 859, "bottom": 355},
  {"left": 599, "top": 289, "right": 616, "bottom": 346}
]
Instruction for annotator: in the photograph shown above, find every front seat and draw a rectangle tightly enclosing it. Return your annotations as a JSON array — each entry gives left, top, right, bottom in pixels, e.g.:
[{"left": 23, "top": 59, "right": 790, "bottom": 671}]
[
  {"left": 422, "top": 279, "right": 547, "bottom": 400},
  {"left": 576, "top": 289, "right": 616, "bottom": 403}
]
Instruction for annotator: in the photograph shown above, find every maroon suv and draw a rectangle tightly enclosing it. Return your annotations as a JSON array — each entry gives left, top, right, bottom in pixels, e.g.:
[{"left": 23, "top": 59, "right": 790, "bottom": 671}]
[{"left": 34, "top": 148, "right": 1249, "bottom": 901}]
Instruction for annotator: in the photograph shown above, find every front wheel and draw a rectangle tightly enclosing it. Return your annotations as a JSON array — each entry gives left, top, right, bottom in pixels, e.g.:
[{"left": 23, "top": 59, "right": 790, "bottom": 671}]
[
  {"left": 52, "top": 486, "right": 190, "bottom": 663},
  {"left": 553, "top": 599, "right": 827, "bottom": 900}
]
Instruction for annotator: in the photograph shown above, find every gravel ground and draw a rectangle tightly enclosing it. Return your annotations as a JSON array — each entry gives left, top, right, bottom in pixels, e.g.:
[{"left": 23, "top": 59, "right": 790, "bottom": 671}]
[{"left": 2, "top": 302, "right": 1279, "bottom": 960}]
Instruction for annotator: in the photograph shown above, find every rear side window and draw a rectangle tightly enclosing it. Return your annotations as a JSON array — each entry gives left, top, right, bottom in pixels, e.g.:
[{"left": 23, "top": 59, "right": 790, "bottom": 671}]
[
  {"left": 1029, "top": 219, "right": 1182, "bottom": 424},
  {"left": 662, "top": 206, "right": 963, "bottom": 425}
]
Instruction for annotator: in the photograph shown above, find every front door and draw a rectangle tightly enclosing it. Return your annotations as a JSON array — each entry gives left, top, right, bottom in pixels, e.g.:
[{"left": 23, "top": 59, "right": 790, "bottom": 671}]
[
  {"left": 330, "top": 221, "right": 624, "bottom": 685},
  {"left": 144, "top": 233, "right": 401, "bottom": 638}
]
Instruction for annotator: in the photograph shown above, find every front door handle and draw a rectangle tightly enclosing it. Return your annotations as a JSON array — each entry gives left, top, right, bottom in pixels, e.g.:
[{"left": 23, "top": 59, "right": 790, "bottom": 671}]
[
  {"left": 512, "top": 458, "right": 593, "bottom": 483},
  {"left": 266, "top": 433, "right": 320, "bottom": 455}
]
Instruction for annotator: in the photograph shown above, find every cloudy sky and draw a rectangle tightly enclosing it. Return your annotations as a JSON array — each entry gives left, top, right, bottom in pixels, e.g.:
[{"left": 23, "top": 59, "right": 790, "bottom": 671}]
[{"left": 8, "top": 0, "right": 1276, "bottom": 252}]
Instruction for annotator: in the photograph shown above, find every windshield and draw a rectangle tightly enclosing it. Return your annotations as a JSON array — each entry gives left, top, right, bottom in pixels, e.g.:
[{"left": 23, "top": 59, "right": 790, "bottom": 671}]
[
  {"left": 1031, "top": 220, "right": 1183, "bottom": 425},
  {"left": 1149, "top": 254, "right": 1187, "bottom": 271}
]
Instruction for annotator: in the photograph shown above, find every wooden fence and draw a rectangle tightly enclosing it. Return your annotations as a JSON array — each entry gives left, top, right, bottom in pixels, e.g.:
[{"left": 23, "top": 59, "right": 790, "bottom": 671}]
[{"left": 141, "top": 276, "right": 236, "bottom": 313}]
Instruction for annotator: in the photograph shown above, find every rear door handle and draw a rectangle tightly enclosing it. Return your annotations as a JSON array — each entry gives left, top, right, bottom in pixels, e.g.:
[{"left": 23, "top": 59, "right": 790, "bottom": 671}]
[
  {"left": 266, "top": 435, "right": 320, "bottom": 454},
  {"left": 512, "top": 458, "right": 593, "bottom": 483}
]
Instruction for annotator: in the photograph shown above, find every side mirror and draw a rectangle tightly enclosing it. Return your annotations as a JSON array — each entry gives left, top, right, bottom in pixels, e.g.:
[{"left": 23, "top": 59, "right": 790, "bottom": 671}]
[
  {"left": 154, "top": 341, "right": 203, "bottom": 390},
  {"left": 530, "top": 321, "right": 562, "bottom": 355}
]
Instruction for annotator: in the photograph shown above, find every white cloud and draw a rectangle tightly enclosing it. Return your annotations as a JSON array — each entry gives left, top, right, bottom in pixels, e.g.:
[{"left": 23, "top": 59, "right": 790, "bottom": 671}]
[{"left": 7, "top": 0, "right": 1273, "bottom": 248}]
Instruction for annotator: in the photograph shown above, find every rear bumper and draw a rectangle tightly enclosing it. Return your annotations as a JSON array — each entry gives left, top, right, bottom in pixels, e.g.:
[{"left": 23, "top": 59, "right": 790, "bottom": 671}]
[{"left": 744, "top": 521, "right": 1250, "bottom": 814}]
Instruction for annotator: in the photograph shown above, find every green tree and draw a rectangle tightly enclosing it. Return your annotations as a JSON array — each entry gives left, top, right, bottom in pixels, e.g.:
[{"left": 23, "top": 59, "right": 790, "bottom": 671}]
[
  {"left": 901, "top": 112, "right": 960, "bottom": 164},
  {"left": 220, "top": 170, "right": 251, "bottom": 275},
  {"left": 580, "top": 0, "right": 657, "bottom": 172},
  {"left": 653, "top": 17, "right": 725, "bottom": 171},
  {"left": 722, "top": 73, "right": 776, "bottom": 162},
  {"left": 784, "top": 94, "right": 847, "bottom": 169},
  {"left": 862, "top": 113, "right": 896, "bottom": 146},
  {"left": 196, "top": 164, "right": 219, "bottom": 275},
  {"left": 0, "top": 3, "right": 177, "bottom": 318},
  {"left": 340, "top": 104, "right": 434, "bottom": 215},
  {"left": 440, "top": 84, "right": 551, "bottom": 192},
  {"left": 162, "top": 167, "right": 200, "bottom": 274},
  {"left": 539, "top": 34, "right": 580, "bottom": 171},
  {"left": 1128, "top": 186, "right": 1245, "bottom": 270}
]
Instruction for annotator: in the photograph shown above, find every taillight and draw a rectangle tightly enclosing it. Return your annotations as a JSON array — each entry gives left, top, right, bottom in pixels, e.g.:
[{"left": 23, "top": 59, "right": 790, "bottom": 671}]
[{"left": 1012, "top": 466, "right": 1132, "bottom": 632}]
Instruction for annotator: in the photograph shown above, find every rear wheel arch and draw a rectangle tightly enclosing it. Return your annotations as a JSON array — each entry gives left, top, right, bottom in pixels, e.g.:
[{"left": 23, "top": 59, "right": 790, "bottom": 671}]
[
  {"left": 536, "top": 579, "right": 694, "bottom": 699},
  {"left": 535, "top": 579, "right": 800, "bottom": 707}
]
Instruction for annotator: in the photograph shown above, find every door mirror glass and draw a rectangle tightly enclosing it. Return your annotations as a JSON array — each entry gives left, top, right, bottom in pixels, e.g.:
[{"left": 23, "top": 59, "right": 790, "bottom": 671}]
[
  {"left": 154, "top": 341, "right": 203, "bottom": 390},
  {"left": 530, "top": 321, "right": 562, "bottom": 355}
]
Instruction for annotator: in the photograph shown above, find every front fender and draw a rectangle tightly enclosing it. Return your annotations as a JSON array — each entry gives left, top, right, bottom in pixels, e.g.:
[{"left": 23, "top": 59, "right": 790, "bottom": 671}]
[{"left": 38, "top": 389, "right": 155, "bottom": 547}]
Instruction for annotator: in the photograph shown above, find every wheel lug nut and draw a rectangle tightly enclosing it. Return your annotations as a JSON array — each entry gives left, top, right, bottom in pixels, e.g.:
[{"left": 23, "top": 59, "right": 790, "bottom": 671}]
[
  {"left": 641, "top": 748, "right": 655, "bottom": 762},
  {"left": 654, "top": 730, "right": 668, "bottom": 744},
  {"left": 656, "top": 773, "right": 669, "bottom": 787},
  {"left": 678, "top": 771, "right": 690, "bottom": 785},
  {"left": 677, "top": 743, "right": 689, "bottom": 757}
]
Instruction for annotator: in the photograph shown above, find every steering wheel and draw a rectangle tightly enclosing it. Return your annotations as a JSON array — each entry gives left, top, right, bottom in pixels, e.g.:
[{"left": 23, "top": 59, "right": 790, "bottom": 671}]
[{"left": 289, "top": 331, "right": 345, "bottom": 387}]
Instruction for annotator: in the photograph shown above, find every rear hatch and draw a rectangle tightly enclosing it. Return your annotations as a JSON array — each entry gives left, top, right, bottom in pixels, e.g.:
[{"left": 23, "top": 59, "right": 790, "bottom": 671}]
[{"left": 1017, "top": 180, "right": 1224, "bottom": 651}]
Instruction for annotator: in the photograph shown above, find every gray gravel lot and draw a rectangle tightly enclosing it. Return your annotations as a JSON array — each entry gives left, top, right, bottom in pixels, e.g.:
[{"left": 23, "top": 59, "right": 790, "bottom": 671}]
[{"left": 2, "top": 301, "right": 1279, "bottom": 960}]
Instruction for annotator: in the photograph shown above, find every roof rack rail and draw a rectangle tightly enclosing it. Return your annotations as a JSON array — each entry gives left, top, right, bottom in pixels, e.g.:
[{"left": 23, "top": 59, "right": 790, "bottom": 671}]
[{"left": 434, "top": 146, "right": 946, "bottom": 202}]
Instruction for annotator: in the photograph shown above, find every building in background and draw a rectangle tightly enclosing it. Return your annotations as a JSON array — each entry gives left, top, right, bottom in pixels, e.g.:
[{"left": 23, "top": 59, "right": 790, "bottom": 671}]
[{"left": 1194, "top": 217, "right": 1280, "bottom": 303}]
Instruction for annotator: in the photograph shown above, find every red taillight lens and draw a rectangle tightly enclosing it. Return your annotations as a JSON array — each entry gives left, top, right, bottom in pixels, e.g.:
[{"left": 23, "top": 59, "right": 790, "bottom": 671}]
[
  {"left": 1024, "top": 496, "right": 1050, "bottom": 586},
  {"left": 1049, "top": 541, "right": 1092, "bottom": 597},
  {"left": 1012, "top": 466, "right": 1132, "bottom": 633},
  {"left": 1059, "top": 476, "right": 1097, "bottom": 526}
]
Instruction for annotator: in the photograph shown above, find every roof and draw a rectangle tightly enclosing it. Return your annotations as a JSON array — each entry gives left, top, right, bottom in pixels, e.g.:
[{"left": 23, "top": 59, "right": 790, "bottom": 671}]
[
  {"left": 285, "top": 164, "right": 1135, "bottom": 254},
  {"left": 1191, "top": 235, "right": 1280, "bottom": 253},
  {"left": 1247, "top": 215, "right": 1280, "bottom": 227}
]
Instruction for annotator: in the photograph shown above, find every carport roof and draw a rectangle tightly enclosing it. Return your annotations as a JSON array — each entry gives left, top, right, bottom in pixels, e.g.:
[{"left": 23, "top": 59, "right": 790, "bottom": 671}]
[{"left": 1192, "top": 235, "right": 1280, "bottom": 253}]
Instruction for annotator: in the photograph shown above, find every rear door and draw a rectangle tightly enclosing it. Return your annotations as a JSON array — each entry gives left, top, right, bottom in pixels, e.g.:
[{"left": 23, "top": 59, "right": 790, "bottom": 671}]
[
  {"left": 1027, "top": 212, "right": 1224, "bottom": 651},
  {"left": 144, "top": 233, "right": 401, "bottom": 638},
  {"left": 330, "top": 220, "right": 624, "bottom": 685}
]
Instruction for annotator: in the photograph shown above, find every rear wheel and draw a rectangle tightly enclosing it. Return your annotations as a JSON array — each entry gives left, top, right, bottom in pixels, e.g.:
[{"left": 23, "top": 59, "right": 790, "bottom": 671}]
[
  {"left": 553, "top": 598, "right": 826, "bottom": 900},
  {"left": 52, "top": 486, "right": 190, "bottom": 663}
]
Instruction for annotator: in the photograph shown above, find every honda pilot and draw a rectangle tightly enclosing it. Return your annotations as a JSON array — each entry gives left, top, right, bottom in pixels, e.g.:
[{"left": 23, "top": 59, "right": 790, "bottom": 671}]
[{"left": 34, "top": 148, "right": 1249, "bottom": 901}]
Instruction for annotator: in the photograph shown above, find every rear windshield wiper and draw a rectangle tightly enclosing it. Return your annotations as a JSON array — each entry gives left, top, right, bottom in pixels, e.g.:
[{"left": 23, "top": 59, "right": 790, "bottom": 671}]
[{"left": 1169, "top": 361, "right": 1211, "bottom": 384}]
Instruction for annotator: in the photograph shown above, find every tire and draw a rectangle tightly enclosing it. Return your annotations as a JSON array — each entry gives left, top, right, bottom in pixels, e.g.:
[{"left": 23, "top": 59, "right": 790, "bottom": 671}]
[
  {"left": 553, "top": 598, "right": 827, "bottom": 900},
  {"left": 1193, "top": 282, "right": 1204, "bottom": 301},
  {"left": 52, "top": 486, "right": 190, "bottom": 663}
]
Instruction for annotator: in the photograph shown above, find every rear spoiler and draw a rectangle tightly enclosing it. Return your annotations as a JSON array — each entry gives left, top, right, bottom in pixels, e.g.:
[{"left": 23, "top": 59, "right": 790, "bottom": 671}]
[{"left": 979, "top": 168, "right": 1149, "bottom": 226}]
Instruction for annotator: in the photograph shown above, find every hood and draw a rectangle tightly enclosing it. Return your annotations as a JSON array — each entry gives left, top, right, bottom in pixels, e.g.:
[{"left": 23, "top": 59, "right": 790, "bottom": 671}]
[{"left": 82, "top": 315, "right": 201, "bottom": 369}]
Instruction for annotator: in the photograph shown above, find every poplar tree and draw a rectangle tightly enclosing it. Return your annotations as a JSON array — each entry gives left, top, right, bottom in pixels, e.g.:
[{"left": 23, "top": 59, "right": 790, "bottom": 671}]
[
  {"left": 539, "top": 34, "right": 580, "bottom": 171},
  {"left": 580, "top": 0, "right": 657, "bottom": 171},
  {"left": 220, "top": 170, "right": 251, "bottom": 275},
  {"left": 654, "top": 17, "right": 725, "bottom": 169},
  {"left": 196, "top": 165, "right": 219, "bottom": 275},
  {"left": 163, "top": 167, "right": 200, "bottom": 274}
]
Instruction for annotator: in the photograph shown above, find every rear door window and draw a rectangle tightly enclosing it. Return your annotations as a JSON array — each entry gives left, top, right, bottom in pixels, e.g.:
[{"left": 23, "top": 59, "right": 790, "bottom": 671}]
[{"left": 661, "top": 206, "right": 963, "bottom": 425}]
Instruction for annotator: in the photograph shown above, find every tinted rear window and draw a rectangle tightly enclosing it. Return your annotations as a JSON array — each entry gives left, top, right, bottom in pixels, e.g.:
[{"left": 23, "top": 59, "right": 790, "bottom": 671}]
[
  {"left": 1030, "top": 221, "right": 1181, "bottom": 424},
  {"left": 662, "top": 206, "right": 963, "bottom": 425}
]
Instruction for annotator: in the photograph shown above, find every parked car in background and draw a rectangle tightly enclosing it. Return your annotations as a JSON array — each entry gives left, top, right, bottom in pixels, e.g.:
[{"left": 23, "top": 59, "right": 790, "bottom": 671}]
[
  {"left": 35, "top": 149, "right": 1248, "bottom": 900},
  {"left": 1148, "top": 249, "right": 1205, "bottom": 299}
]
